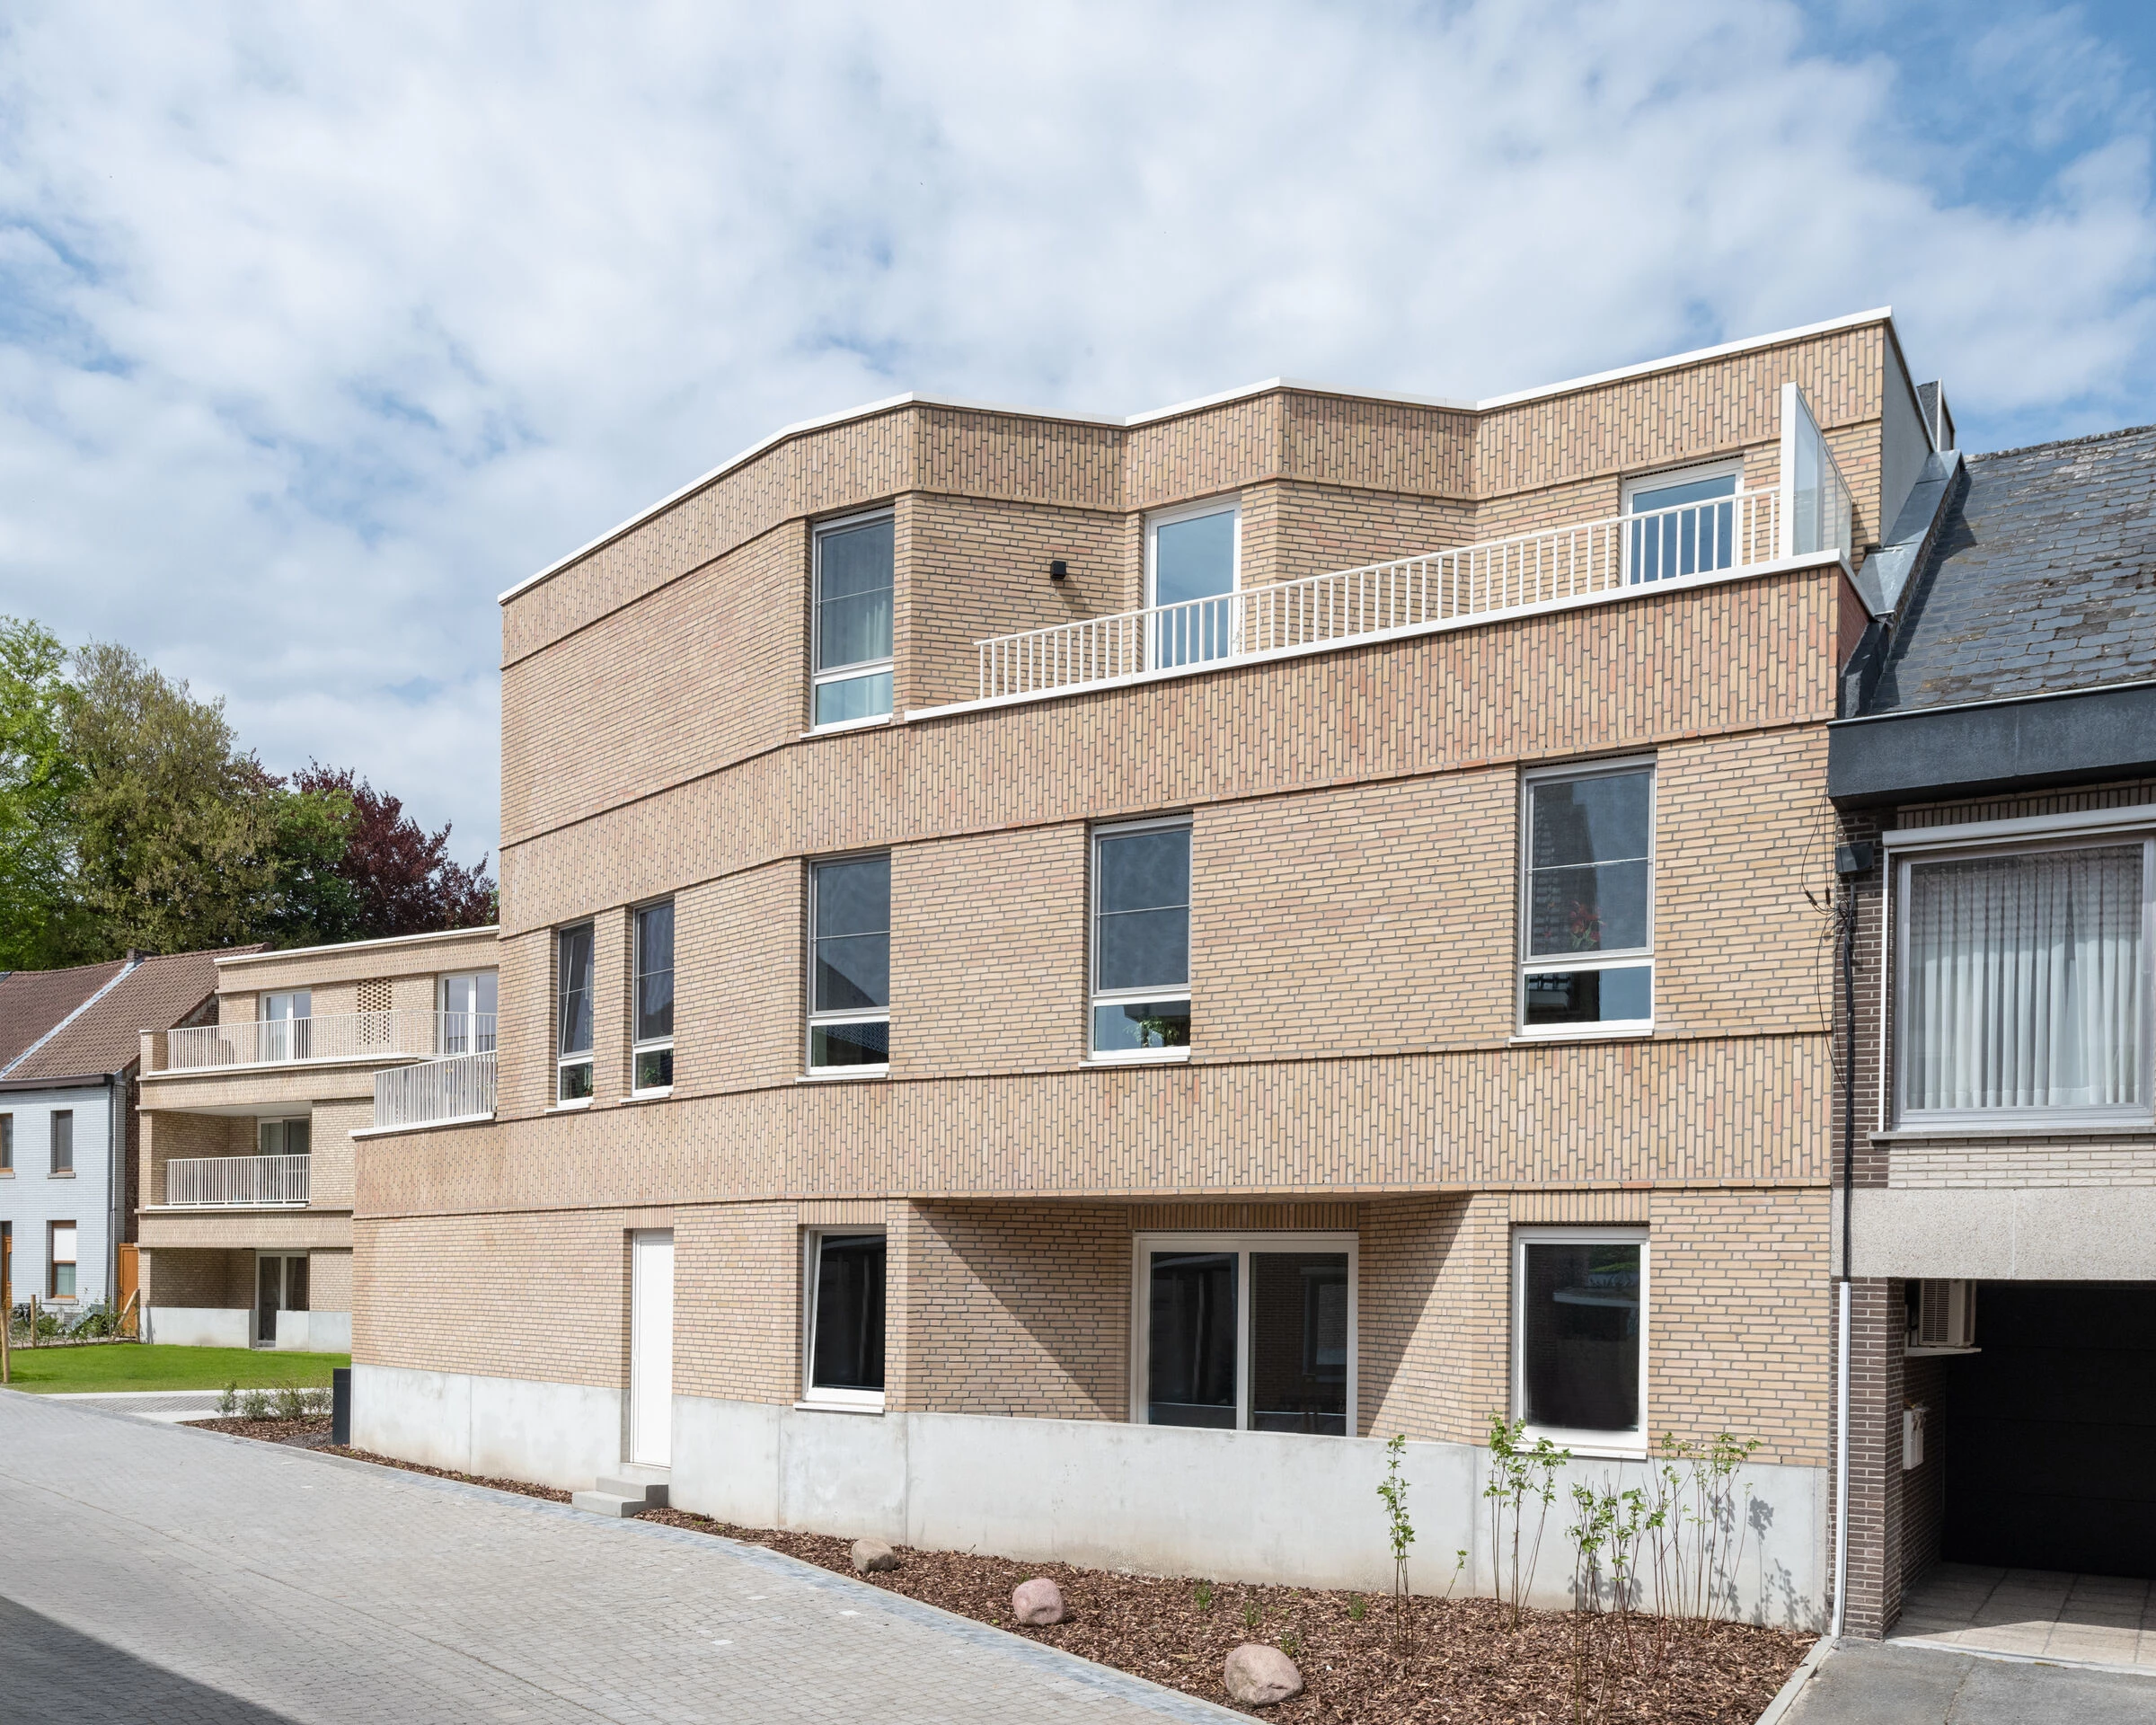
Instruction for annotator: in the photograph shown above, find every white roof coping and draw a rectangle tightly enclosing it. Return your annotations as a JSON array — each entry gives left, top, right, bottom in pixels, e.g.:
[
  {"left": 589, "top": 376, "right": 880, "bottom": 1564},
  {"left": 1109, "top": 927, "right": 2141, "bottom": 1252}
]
[
  {"left": 213, "top": 925, "right": 500, "bottom": 969},
  {"left": 501, "top": 307, "right": 1897, "bottom": 606}
]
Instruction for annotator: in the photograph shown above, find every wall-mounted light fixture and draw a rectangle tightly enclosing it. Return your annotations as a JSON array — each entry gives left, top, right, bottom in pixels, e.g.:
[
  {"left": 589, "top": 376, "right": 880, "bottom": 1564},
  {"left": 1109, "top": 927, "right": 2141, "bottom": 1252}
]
[{"left": 1048, "top": 560, "right": 1068, "bottom": 581}]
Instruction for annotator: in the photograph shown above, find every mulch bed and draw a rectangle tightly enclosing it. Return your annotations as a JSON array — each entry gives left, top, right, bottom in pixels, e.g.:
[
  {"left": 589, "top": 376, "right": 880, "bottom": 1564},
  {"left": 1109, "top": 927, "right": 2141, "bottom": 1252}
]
[{"left": 191, "top": 1420, "right": 1807, "bottom": 1721}]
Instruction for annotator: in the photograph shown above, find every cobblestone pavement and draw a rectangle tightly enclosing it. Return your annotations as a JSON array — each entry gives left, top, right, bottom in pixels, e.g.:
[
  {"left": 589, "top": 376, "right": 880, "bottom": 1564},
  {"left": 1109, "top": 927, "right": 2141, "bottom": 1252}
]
[
  {"left": 0, "top": 1393, "right": 1231, "bottom": 1724},
  {"left": 42, "top": 1389, "right": 227, "bottom": 1422}
]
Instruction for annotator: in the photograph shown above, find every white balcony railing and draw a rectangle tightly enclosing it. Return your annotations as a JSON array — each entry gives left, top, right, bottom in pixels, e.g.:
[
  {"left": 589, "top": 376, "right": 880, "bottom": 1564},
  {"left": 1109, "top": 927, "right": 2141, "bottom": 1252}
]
[
  {"left": 374, "top": 1049, "right": 497, "bottom": 1130},
  {"left": 165, "top": 1153, "right": 310, "bottom": 1207},
  {"left": 161, "top": 1010, "right": 498, "bottom": 1072},
  {"left": 976, "top": 488, "right": 1794, "bottom": 703}
]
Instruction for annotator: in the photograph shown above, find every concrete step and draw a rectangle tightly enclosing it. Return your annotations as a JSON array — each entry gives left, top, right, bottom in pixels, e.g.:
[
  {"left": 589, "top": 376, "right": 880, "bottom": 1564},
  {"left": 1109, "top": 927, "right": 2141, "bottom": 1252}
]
[
  {"left": 570, "top": 1489, "right": 649, "bottom": 1518},
  {"left": 572, "top": 1464, "right": 669, "bottom": 1518}
]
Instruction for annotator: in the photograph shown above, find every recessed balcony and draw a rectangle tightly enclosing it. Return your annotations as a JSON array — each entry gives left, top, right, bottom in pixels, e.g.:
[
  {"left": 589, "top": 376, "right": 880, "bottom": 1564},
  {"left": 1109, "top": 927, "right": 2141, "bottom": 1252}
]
[{"left": 155, "top": 1010, "right": 498, "bottom": 1074}]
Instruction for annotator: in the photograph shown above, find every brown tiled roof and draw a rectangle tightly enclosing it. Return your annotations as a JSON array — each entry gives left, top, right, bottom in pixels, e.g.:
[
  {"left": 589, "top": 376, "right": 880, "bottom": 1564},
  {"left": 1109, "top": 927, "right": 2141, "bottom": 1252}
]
[
  {"left": 4, "top": 947, "right": 256, "bottom": 1081},
  {"left": 0, "top": 960, "right": 126, "bottom": 1073}
]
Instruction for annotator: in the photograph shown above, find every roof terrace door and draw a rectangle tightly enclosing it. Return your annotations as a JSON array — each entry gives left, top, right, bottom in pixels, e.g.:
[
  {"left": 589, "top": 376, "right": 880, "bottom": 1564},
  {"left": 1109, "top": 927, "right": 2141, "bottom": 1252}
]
[
  {"left": 1146, "top": 500, "right": 1240, "bottom": 669},
  {"left": 1623, "top": 464, "right": 1738, "bottom": 586},
  {"left": 259, "top": 991, "right": 312, "bottom": 1063}
]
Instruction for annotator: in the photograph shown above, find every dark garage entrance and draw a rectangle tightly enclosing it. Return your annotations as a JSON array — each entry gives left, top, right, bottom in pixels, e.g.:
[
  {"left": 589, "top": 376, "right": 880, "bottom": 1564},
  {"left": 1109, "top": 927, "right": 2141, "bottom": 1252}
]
[{"left": 1942, "top": 1282, "right": 2156, "bottom": 1577}]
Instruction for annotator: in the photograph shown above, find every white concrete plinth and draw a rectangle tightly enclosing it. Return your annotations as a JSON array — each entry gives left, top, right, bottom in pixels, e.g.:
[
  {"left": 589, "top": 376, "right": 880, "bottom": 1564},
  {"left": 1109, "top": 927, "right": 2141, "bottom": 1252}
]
[
  {"left": 352, "top": 1363, "right": 621, "bottom": 1487},
  {"left": 275, "top": 1310, "right": 351, "bottom": 1353},
  {"left": 146, "top": 1307, "right": 252, "bottom": 1349}
]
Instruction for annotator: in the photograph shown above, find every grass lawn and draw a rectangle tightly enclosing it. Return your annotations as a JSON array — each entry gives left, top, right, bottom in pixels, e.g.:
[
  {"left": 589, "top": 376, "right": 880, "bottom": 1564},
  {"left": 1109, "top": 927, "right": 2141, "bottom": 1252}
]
[{"left": 1, "top": 1343, "right": 348, "bottom": 1395}]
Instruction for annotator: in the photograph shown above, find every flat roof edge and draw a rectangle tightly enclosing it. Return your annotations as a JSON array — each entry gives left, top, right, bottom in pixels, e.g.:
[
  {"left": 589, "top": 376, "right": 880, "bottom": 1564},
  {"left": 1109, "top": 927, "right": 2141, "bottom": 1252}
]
[
  {"left": 503, "top": 307, "right": 1895, "bottom": 607},
  {"left": 214, "top": 925, "right": 501, "bottom": 969}
]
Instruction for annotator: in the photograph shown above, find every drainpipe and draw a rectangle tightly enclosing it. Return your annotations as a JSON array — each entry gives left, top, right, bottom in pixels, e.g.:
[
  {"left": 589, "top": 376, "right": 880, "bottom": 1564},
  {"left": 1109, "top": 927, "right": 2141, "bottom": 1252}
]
[
  {"left": 103, "top": 1071, "right": 120, "bottom": 1310},
  {"left": 1829, "top": 851, "right": 1864, "bottom": 1641}
]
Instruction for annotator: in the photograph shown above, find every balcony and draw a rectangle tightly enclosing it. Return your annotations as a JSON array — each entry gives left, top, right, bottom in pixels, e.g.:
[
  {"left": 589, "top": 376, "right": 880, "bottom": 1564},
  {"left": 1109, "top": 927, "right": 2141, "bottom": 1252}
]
[
  {"left": 158, "top": 1010, "right": 498, "bottom": 1073},
  {"left": 372, "top": 1050, "right": 497, "bottom": 1131},
  {"left": 165, "top": 1153, "right": 309, "bottom": 1208},
  {"left": 968, "top": 390, "right": 1851, "bottom": 708}
]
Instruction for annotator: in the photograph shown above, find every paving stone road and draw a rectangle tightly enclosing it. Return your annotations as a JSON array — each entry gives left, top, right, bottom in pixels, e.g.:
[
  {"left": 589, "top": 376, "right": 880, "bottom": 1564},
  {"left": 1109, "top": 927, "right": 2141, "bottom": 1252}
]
[{"left": 0, "top": 1392, "right": 1231, "bottom": 1724}]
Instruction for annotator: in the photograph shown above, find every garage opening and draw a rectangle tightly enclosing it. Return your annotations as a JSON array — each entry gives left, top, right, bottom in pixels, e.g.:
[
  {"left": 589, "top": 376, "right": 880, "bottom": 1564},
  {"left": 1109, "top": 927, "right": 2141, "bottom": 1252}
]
[{"left": 1940, "top": 1281, "right": 2156, "bottom": 1577}]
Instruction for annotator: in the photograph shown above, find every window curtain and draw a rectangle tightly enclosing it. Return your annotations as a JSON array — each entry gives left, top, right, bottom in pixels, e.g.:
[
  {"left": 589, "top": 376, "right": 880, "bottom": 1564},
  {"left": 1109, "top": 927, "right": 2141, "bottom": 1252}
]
[{"left": 1906, "top": 845, "right": 2146, "bottom": 1112}]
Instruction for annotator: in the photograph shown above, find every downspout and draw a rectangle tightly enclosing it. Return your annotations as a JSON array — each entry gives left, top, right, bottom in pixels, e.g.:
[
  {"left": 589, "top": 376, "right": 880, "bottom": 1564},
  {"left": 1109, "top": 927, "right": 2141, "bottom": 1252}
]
[
  {"left": 104, "top": 1071, "right": 120, "bottom": 1310},
  {"left": 1830, "top": 882, "right": 1857, "bottom": 1640}
]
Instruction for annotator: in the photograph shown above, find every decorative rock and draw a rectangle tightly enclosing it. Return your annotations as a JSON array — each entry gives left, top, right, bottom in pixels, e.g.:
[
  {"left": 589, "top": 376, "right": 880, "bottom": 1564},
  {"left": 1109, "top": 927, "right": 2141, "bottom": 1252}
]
[
  {"left": 1223, "top": 1643, "right": 1303, "bottom": 1707},
  {"left": 850, "top": 1537, "right": 899, "bottom": 1573},
  {"left": 1011, "top": 1577, "right": 1065, "bottom": 1626}
]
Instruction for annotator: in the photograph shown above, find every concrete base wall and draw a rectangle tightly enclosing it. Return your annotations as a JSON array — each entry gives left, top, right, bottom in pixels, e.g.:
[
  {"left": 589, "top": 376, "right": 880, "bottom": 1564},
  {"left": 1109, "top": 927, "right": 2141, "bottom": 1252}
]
[
  {"left": 352, "top": 1363, "right": 621, "bottom": 1487},
  {"left": 276, "top": 1310, "right": 352, "bottom": 1353},
  {"left": 146, "top": 1306, "right": 252, "bottom": 1349},
  {"left": 351, "top": 1365, "right": 1826, "bottom": 1629}
]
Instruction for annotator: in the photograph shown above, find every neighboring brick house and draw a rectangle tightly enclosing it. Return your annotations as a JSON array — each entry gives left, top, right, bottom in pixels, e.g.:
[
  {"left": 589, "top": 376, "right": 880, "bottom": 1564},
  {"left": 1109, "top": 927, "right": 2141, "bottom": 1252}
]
[
  {"left": 349, "top": 308, "right": 1957, "bottom": 1626},
  {"left": 0, "top": 950, "right": 227, "bottom": 1319},
  {"left": 1827, "top": 423, "right": 2156, "bottom": 1636},
  {"left": 135, "top": 927, "right": 499, "bottom": 1351}
]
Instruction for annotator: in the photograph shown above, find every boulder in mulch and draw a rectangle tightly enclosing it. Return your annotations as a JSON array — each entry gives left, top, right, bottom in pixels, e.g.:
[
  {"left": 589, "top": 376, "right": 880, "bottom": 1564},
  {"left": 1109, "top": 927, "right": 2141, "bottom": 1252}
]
[
  {"left": 1011, "top": 1577, "right": 1065, "bottom": 1625},
  {"left": 1223, "top": 1642, "right": 1303, "bottom": 1706},
  {"left": 850, "top": 1537, "right": 899, "bottom": 1573}
]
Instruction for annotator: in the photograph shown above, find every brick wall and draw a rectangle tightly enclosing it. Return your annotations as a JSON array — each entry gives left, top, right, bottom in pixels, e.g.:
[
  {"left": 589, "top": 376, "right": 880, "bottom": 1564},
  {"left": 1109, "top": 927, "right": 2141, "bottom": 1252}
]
[
  {"left": 1359, "top": 1193, "right": 1509, "bottom": 1444},
  {"left": 142, "top": 1246, "right": 252, "bottom": 1308},
  {"left": 309, "top": 1247, "right": 353, "bottom": 1313},
  {"left": 675, "top": 1201, "right": 800, "bottom": 1402}
]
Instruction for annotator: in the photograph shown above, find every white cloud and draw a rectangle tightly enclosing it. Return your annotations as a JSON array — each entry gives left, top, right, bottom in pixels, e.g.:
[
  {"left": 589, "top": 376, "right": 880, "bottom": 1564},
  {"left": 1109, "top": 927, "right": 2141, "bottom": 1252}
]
[{"left": 0, "top": 0, "right": 2152, "bottom": 860}]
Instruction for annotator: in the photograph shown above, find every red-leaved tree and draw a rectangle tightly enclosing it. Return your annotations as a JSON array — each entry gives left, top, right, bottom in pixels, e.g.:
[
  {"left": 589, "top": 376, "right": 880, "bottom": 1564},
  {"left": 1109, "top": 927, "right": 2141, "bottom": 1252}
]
[{"left": 292, "top": 765, "right": 494, "bottom": 940}]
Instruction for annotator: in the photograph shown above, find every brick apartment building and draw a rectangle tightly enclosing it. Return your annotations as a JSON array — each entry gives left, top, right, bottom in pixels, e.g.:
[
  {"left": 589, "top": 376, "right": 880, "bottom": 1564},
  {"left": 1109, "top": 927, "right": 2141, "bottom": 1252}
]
[
  {"left": 347, "top": 308, "right": 1960, "bottom": 1626},
  {"left": 1827, "top": 423, "right": 2156, "bottom": 1637}
]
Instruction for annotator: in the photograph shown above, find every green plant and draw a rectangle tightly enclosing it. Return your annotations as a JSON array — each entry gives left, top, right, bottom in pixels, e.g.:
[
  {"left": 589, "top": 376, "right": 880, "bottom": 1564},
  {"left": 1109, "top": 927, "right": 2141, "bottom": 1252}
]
[
  {"left": 1193, "top": 1581, "right": 1215, "bottom": 1613},
  {"left": 216, "top": 1381, "right": 239, "bottom": 1416},
  {"left": 1242, "top": 1599, "right": 1261, "bottom": 1631},
  {"left": 1377, "top": 1433, "right": 1416, "bottom": 1654},
  {"left": 1347, "top": 1592, "right": 1366, "bottom": 1622},
  {"left": 1279, "top": 1631, "right": 1302, "bottom": 1659},
  {"left": 238, "top": 1386, "right": 275, "bottom": 1420},
  {"left": 1445, "top": 1547, "right": 1468, "bottom": 1600},
  {"left": 1484, "top": 1413, "right": 1570, "bottom": 1631}
]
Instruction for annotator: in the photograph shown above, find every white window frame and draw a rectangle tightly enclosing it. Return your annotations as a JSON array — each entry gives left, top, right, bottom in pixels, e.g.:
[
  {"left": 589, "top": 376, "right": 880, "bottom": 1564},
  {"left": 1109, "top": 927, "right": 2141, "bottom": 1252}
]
[
  {"left": 1144, "top": 496, "right": 1241, "bottom": 669},
  {"left": 1512, "top": 1225, "right": 1649, "bottom": 1458},
  {"left": 257, "top": 1117, "right": 311, "bottom": 1158},
  {"left": 49, "top": 1219, "right": 78, "bottom": 1301},
  {"left": 1090, "top": 814, "right": 1194, "bottom": 1063},
  {"left": 631, "top": 899, "right": 676, "bottom": 1098},
  {"left": 805, "top": 853, "right": 891, "bottom": 1078},
  {"left": 1517, "top": 756, "right": 1656, "bottom": 1039},
  {"left": 439, "top": 970, "right": 499, "bottom": 1056},
  {"left": 554, "top": 922, "right": 596, "bottom": 1108},
  {"left": 1129, "top": 1230, "right": 1357, "bottom": 1436},
  {"left": 258, "top": 990, "right": 314, "bottom": 1062},
  {"left": 809, "top": 507, "right": 896, "bottom": 731},
  {"left": 1888, "top": 826, "right": 2156, "bottom": 1130},
  {"left": 1621, "top": 459, "right": 1745, "bottom": 587},
  {"left": 800, "top": 1226, "right": 888, "bottom": 1412}
]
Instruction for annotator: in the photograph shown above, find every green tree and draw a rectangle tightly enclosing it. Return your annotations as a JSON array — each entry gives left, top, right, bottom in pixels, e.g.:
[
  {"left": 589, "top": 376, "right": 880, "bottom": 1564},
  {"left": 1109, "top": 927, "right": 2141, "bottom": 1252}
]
[{"left": 0, "top": 617, "right": 87, "bottom": 966}]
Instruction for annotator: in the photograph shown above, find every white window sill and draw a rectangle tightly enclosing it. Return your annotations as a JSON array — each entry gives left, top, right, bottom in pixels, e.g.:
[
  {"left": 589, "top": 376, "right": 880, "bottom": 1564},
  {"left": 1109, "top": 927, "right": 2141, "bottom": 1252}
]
[
  {"left": 47, "top": 1170, "right": 76, "bottom": 1179},
  {"left": 799, "top": 1066, "right": 889, "bottom": 1083},
  {"left": 1872, "top": 1119, "right": 2155, "bottom": 1140},
  {"left": 622, "top": 1088, "right": 674, "bottom": 1103},
  {"left": 1085, "top": 1048, "right": 1193, "bottom": 1066},
  {"left": 1510, "top": 1025, "right": 1655, "bottom": 1046},
  {"left": 793, "top": 1396, "right": 885, "bottom": 1416},
  {"left": 547, "top": 1099, "right": 593, "bottom": 1113},
  {"left": 801, "top": 713, "right": 895, "bottom": 739},
  {"left": 1524, "top": 1431, "right": 1647, "bottom": 1461}
]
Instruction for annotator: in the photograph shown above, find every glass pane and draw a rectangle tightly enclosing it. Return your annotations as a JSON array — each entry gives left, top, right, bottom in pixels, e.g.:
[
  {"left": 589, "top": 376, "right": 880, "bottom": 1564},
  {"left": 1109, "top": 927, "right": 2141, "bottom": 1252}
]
[
  {"left": 557, "top": 924, "right": 595, "bottom": 1056},
  {"left": 815, "top": 856, "right": 889, "bottom": 1012},
  {"left": 1529, "top": 774, "right": 1651, "bottom": 957},
  {"left": 51, "top": 1113, "right": 71, "bottom": 1171},
  {"left": 1097, "top": 828, "right": 1190, "bottom": 992},
  {"left": 1906, "top": 845, "right": 2146, "bottom": 1111},
  {"left": 814, "top": 670, "right": 894, "bottom": 726},
  {"left": 635, "top": 1046, "right": 675, "bottom": 1090},
  {"left": 257, "top": 1255, "right": 282, "bottom": 1340},
  {"left": 1153, "top": 510, "right": 1236, "bottom": 607},
  {"left": 811, "top": 1233, "right": 886, "bottom": 1392},
  {"left": 1092, "top": 999, "right": 1191, "bottom": 1052},
  {"left": 1250, "top": 1252, "right": 1348, "bottom": 1435},
  {"left": 287, "top": 1255, "right": 309, "bottom": 1313},
  {"left": 557, "top": 1059, "right": 594, "bottom": 1102},
  {"left": 53, "top": 1262, "right": 75, "bottom": 1298},
  {"left": 1629, "top": 473, "right": 1736, "bottom": 514},
  {"left": 1521, "top": 1242, "right": 1641, "bottom": 1435},
  {"left": 287, "top": 1119, "right": 310, "bottom": 1157},
  {"left": 817, "top": 518, "right": 894, "bottom": 671},
  {"left": 1524, "top": 965, "right": 1652, "bottom": 1026},
  {"left": 810, "top": 1020, "right": 888, "bottom": 1067},
  {"left": 636, "top": 902, "right": 676, "bottom": 1042},
  {"left": 259, "top": 1120, "right": 280, "bottom": 1156},
  {"left": 1148, "top": 1251, "right": 1237, "bottom": 1427}
]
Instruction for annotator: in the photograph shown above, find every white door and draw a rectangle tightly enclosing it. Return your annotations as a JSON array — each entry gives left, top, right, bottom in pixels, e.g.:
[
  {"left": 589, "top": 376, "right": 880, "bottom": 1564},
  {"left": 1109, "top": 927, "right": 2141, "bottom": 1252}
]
[{"left": 629, "top": 1230, "right": 675, "bottom": 1467}]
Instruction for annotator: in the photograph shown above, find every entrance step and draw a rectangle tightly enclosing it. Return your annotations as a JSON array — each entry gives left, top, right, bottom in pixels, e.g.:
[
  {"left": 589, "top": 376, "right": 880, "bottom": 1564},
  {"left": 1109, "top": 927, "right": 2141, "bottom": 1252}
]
[{"left": 570, "top": 1464, "right": 669, "bottom": 1519}]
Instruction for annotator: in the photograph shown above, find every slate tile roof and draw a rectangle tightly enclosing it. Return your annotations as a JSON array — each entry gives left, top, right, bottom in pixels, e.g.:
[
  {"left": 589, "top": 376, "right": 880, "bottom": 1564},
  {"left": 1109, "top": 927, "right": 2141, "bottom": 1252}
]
[{"left": 1868, "top": 424, "right": 2156, "bottom": 714}]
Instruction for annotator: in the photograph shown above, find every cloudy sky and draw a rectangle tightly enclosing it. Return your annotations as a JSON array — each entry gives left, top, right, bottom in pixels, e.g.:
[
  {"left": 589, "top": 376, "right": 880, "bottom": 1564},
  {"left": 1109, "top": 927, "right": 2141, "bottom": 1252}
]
[{"left": 3, "top": 1, "right": 2153, "bottom": 863}]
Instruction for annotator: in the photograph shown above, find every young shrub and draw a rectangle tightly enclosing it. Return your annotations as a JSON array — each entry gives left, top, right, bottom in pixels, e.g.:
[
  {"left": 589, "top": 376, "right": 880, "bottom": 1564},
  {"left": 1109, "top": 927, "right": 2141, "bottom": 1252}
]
[
  {"left": 1484, "top": 1413, "right": 1570, "bottom": 1631},
  {"left": 1377, "top": 1433, "right": 1417, "bottom": 1654},
  {"left": 238, "top": 1387, "right": 274, "bottom": 1420},
  {"left": 217, "top": 1381, "right": 240, "bottom": 1416}
]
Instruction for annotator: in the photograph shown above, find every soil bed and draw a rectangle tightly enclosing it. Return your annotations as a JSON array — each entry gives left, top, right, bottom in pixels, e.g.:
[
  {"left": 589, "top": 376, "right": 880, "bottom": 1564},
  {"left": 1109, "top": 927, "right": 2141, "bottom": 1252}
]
[{"left": 190, "top": 1422, "right": 1807, "bottom": 1721}]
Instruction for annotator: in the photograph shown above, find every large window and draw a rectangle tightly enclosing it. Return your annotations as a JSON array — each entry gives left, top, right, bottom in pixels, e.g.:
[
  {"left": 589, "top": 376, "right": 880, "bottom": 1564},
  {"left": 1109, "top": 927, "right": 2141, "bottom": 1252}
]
[
  {"left": 556, "top": 923, "right": 595, "bottom": 1103},
  {"left": 1146, "top": 499, "right": 1240, "bottom": 668},
  {"left": 1135, "top": 1234, "right": 1354, "bottom": 1435},
  {"left": 1520, "top": 763, "right": 1655, "bottom": 1032},
  {"left": 803, "top": 1230, "right": 886, "bottom": 1408},
  {"left": 49, "top": 1110, "right": 72, "bottom": 1175},
  {"left": 812, "top": 511, "right": 895, "bottom": 727},
  {"left": 1092, "top": 818, "right": 1192, "bottom": 1057},
  {"left": 441, "top": 971, "right": 499, "bottom": 1055},
  {"left": 259, "top": 1118, "right": 311, "bottom": 1157},
  {"left": 1515, "top": 1229, "right": 1648, "bottom": 1451},
  {"left": 259, "top": 990, "right": 313, "bottom": 1061},
  {"left": 634, "top": 901, "right": 676, "bottom": 1094},
  {"left": 808, "top": 855, "right": 890, "bottom": 1072},
  {"left": 1625, "top": 462, "right": 1738, "bottom": 586},
  {"left": 49, "top": 1221, "right": 76, "bottom": 1299},
  {"left": 1898, "top": 838, "right": 2152, "bottom": 1124}
]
